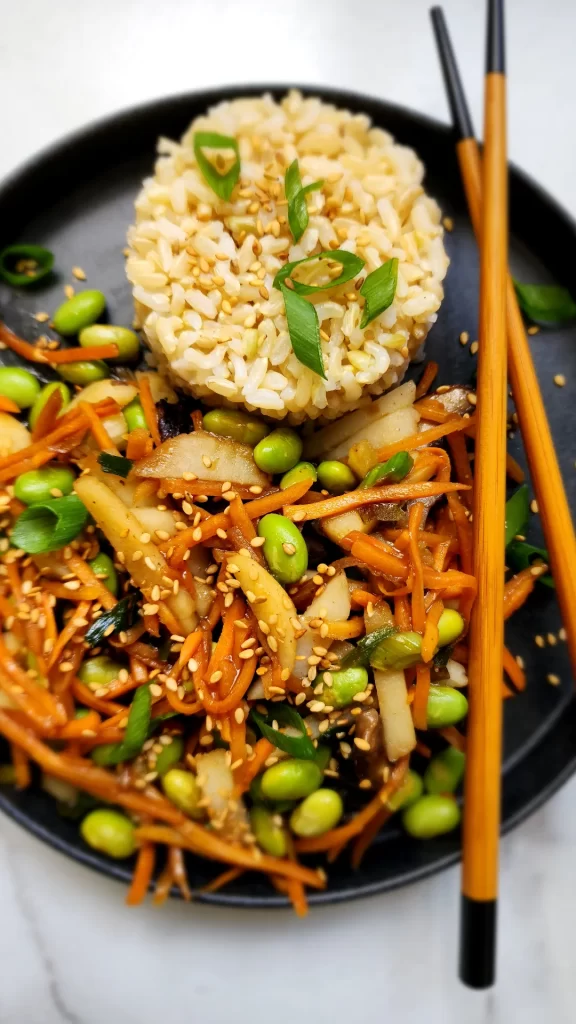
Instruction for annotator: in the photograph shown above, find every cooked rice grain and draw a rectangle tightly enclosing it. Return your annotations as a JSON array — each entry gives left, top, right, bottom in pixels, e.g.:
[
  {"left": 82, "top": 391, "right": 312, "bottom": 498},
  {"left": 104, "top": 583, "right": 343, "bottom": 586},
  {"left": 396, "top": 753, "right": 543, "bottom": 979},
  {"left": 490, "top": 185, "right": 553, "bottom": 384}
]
[{"left": 127, "top": 91, "right": 449, "bottom": 423}]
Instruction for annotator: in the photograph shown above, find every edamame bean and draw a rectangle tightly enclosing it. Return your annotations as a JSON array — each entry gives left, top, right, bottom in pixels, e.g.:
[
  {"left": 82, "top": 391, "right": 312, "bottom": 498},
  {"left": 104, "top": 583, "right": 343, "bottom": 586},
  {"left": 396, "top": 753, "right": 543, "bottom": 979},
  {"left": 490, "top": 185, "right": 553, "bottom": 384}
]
[
  {"left": 437, "top": 608, "right": 464, "bottom": 647},
  {"left": 250, "top": 805, "right": 288, "bottom": 857},
  {"left": 79, "top": 324, "right": 140, "bottom": 363},
  {"left": 280, "top": 462, "right": 317, "bottom": 490},
  {"left": 426, "top": 685, "right": 469, "bottom": 728},
  {"left": 370, "top": 631, "right": 422, "bottom": 671},
  {"left": 424, "top": 747, "right": 466, "bottom": 795},
  {"left": 14, "top": 465, "right": 75, "bottom": 505},
  {"left": 402, "top": 794, "right": 461, "bottom": 839},
  {"left": 319, "top": 666, "right": 368, "bottom": 709},
  {"left": 203, "top": 407, "right": 269, "bottom": 447},
  {"left": 290, "top": 788, "right": 344, "bottom": 837},
  {"left": 29, "top": 381, "right": 70, "bottom": 429},
  {"left": 387, "top": 769, "right": 424, "bottom": 812},
  {"left": 78, "top": 655, "right": 123, "bottom": 687},
  {"left": 154, "top": 735, "right": 184, "bottom": 776},
  {"left": 257, "top": 513, "right": 308, "bottom": 584},
  {"left": 80, "top": 809, "right": 136, "bottom": 858},
  {"left": 317, "top": 460, "right": 356, "bottom": 494},
  {"left": 261, "top": 759, "right": 322, "bottom": 802},
  {"left": 52, "top": 289, "right": 107, "bottom": 336},
  {"left": 253, "top": 427, "right": 302, "bottom": 475},
  {"left": 314, "top": 745, "right": 332, "bottom": 773},
  {"left": 162, "top": 768, "right": 202, "bottom": 817},
  {"left": 123, "top": 398, "right": 147, "bottom": 433},
  {"left": 57, "top": 360, "right": 109, "bottom": 385},
  {"left": 0, "top": 367, "right": 40, "bottom": 409},
  {"left": 88, "top": 551, "right": 118, "bottom": 595}
]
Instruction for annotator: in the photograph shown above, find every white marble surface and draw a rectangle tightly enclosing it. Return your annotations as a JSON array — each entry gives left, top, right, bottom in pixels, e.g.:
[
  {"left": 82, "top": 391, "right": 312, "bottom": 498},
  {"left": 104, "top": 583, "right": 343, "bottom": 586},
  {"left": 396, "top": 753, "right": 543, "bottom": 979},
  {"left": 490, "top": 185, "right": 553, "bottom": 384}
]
[{"left": 2, "top": 0, "right": 576, "bottom": 1020}]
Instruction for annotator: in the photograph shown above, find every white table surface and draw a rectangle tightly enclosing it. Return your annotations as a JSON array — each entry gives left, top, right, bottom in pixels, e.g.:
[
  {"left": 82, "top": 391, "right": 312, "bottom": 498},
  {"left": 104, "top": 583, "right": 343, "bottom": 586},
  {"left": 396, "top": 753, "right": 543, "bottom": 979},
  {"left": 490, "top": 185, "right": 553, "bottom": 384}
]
[{"left": 2, "top": 1, "right": 576, "bottom": 1020}]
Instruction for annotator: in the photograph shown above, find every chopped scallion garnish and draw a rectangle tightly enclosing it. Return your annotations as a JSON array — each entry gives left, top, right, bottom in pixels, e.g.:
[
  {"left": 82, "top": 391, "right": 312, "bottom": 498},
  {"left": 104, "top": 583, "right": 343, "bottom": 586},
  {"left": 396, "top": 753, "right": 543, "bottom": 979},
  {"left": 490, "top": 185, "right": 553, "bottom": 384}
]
[
  {"left": 11, "top": 495, "right": 88, "bottom": 553},
  {"left": 514, "top": 279, "right": 576, "bottom": 325},
  {"left": 251, "top": 703, "right": 316, "bottom": 759},
  {"left": 285, "top": 160, "right": 323, "bottom": 242},
  {"left": 193, "top": 132, "right": 240, "bottom": 201},
  {"left": 0, "top": 244, "right": 54, "bottom": 287},
  {"left": 98, "top": 452, "right": 133, "bottom": 478},
  {"left": 91, "top": 685, "right": 152, "bottom": 766},
  {"left": 359, "top": 258, "right": 398, "bottom": 328}
]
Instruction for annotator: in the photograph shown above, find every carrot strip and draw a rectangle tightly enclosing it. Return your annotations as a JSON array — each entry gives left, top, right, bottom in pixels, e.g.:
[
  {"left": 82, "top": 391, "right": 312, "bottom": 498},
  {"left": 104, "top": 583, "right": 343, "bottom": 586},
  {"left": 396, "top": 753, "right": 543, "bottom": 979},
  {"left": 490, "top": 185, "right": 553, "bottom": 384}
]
[
  {"left": 169, "top": 512, "right": 230, "bottom": 564},
  {"left": 11, "top": 744, "right": 31, "bottom": 788},
  {"left": 408, "top": 504, "right": 425, "bottom": 633},
  {"left": 6, "top": 561, "right": 22, "bottom": 599},
  {"left": 506, "top": 452, "right": 525, "bottom": 483},
  {"left": 323, "top": 618, "right": 365, "bottom": 640},
  {"left": 285, "top": 481, "right": 468, "bottom": 523},
  {"left": 351, "top": 805, "right": 391, "bottom": 869},
  {"left": 376, "top": 416, "right": 474, "bottom": 462},
  {"left": 415, "top": 361, "right": 439, "bottom": 399},
  {"left": 126, "top": 429, "right": 154, "bottom": 461},
  {"left": 350, "top": 533, "right": 477, "bottom": 595},
  {"left": 198, "top": 654, "right": 257, "bottom": 715},
  {"left": 0, "top": 396, "right": 21, "bottom": 414},
  {"left": 202, "top": 866, "right": 245, "bottom": 893},
  {"left": 191, "top": 409, "right": 203, "bottom": 431},
  {"left": 447, "top": 432, "right": 474, "bottom": 508},
  {"left": 0, "top": 412, "right": 87, "bottom": 476},
  {"left": 65, "top": 554, "right": 117, "bottom": 611},
  {"left": 438, "top": 726, "right": 467, "bottom": 753},
  {"left": 502, "top": 646, "right": 526, "bottom": 691},
  {"left": 48, "top": 343, "right": 120, "bottom": 364},
  {"left": 169, "top": 846, "right": 192, "bottom": 901},
  {"left": 241, "top": 738, "right": 275, "bottom": 788},
  {"left": 164, "top": 691, "right": 203, "bottom": 716},
  {"left": 57, "top": 711, "right": 101, "bottom": 738},
  {"left": 0, "top": 322, "right": 55, "bottom": 363},
  {"left": 0, "top": 635, "right": 67, "bottom": 728},
  {"left": 47, "top": 601, "right": 91, "bottom": 671},
  {"left": 421, "top": 599, "right": 444, "bottom": 663},
  {"left": 394, "top": 595, "right": 412, "bottom": 630},
  {"left": 71, "top": 678, "right": 125, "bottom": 716},
  {"left": 171, "top": 630, "right": 203, "bottom": 682},
  {"left": 245, "top": 476, "right": 314, "bottom": 518},
  {"left": 42, "top": 581, "right": 101, "bottom": 602},
  {"left": 284, "top": 877, "right": 308, "bottom": 917},
  {"left": 161, "top": 479, "right": 269, "bottom": 501},
  {"left": 138, "top": 376, "right": 162, "bottom": 447},
  {"left": 350, "top": 589, "right": 376, "bottom": 608},
  {"left": 228, "top": 494, "right": 257, "bottom": 544},
  {"left": 126, "top": 843, "right": 156, "bottom": 906},
  {"left": 503, "top": 566, "right": 546, "bottom": 619},
  {"left": 79, "top": 401, "right": 119, "bottom": 454},
  {"left": 413, "top": 398, "right": 455, "bottom": 423},
  {"left": 412, "top": 664, "right": 431, "bottom": 731},
  {"left": 152, "top": 863, "right": 174, "bottom": 906},
  {"left": 31, "top": 386, "right": 63, "bottom": 440}
]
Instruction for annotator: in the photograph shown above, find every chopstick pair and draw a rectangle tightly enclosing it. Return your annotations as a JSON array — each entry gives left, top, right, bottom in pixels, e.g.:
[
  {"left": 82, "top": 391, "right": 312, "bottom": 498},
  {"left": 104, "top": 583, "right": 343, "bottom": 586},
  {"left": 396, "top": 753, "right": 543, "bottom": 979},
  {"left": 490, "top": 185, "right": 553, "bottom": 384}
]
[{"left": 431, "top": 0, "right": 576, "bottom": 990}]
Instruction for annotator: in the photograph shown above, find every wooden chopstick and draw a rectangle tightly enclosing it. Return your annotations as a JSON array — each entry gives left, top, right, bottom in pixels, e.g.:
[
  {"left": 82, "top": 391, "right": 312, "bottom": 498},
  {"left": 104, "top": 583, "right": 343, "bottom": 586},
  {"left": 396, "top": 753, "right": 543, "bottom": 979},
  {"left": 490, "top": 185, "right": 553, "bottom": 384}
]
[
  {"left": 431, "top": 5, "right": 576, "bottom": 683},
  {"left": 432, "top": 0, "right": 508, "bottom": 988}
]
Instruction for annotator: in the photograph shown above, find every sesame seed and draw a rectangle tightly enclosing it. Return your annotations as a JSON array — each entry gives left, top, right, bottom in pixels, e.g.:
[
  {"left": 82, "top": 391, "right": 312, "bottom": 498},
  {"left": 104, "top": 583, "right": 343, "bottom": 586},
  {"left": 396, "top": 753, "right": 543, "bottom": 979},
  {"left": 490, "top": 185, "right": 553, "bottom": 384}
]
[
  {"left": 183, "top": 471, "right": 197, "bottom": 481},
  {"left": 144, "top": 557, "right": 156, "bottom": 571},
  {"left": 354, "top": 737, "right": 371, "bottom": 752},
  {"left": 143, "top": 603, "right": 159, "bottom": 615},
  {"left": 527, "top": 325, "right": 540, "bottom": 335},
  {"left": 554, "top": 374, "right": 566, "bottom": 387},
  {"left": 547, "top": 632, "right": 557, "bottom": 646},
  {"left": 149, "top": 683, "right": 162, "bottom": 697},
  {"left": 547, "top": 673, "right": 561, "bottom": 686},
  {"left": 292, "top": 510, "right": 306, "bottom": 522},
  {"left": 467, "top": 393, "right": 477, "bottom": 406},
  {"left": 559, "top": 627, "right": 567, "bottom": 641},
  {"left": 267, "top": 636, "right": 278, "bottom": 652},
  {"left": 358, "top": 779, "right": 372, "bottom": 789},
  {"left": 239, "top": 649, "right": 255, "bottom": 660},
  {"left": 234, "top": 707, "right": 245, "bottom": 724},
  {"left": 165, "top": 678, "right": 178, "bottom": 692},
  {"left": 282, "top": 542, "right": 296, "bottom": 556},
  {"left": 308, "top": 701, "right": 325, "bottom": 713},
  {"left": 459, "top": 331, "right": 469, "bottom": 345},
  {"left": 210, "top": 670, "right": 223, "bottom": 684},
  {"left": 216, "top": 528, "right": 228, "bottom": 540},
  {"left": 530, "top": 499, "right": 539, "bottom": 514},
  {"left": 132, "top": 550, "right": 143, "bottom": 561},
  {"left": 72, "top": 266, "right": 86, "bottom": 280},
  {"left": 443, "top": 217, "right": 454, "bottom": 231},
  {"left": 182, "top": 501, "right": 194, "bottom": 516},
  {"left": 139, "top": 532, "right": 151, "bottom": 544},
  {"left": 470, "top": 341, "right": 479, "bottom": 355}
]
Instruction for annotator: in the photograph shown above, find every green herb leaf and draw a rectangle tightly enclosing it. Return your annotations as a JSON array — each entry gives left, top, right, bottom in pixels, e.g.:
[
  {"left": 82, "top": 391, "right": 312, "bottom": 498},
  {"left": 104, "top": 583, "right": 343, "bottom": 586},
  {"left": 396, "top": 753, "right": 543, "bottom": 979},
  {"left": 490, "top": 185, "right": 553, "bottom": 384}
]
[
  {"left": 360, "top": 451, "right": 413, "bottom": 488},
  {"left": 250, "top": 704, "right": 316, "bottom": 759},
  {"left": 274, "top": 250, "right": 365, "bottom": 296},
  {"left": 285, "top": 160, "right": 323, "bottom": 242},
  {"left": 507, "top": 540, "right": 554, "bottom": 588},
  {"left": 280, "top": 285, "right": 326, "bottom": 378},
  {"left": 514, "top": 280, "right": 576, "bottom": 325},
  {"left": 98, "top": 453, "right": 133, "bottom": 478},
  {"left": 0, "top": 244, "right": 54, "bottom": 287},
  {"left": 505, "top": 484, "right": 530, "bottom": 547},
  {"left": 342, "top": 625, "right": 398, "bottom": 668},
  {"left": 11, "top": 495, "right": 88, "bottom": 554},
  {"left": 91, "top": 685, "right": 152, "bottom": 766},
  {"left": 84, "top": 591, "right": 141, "bottom": 647},
  {"left": 193, "top": 132, "right": 240, "bottom": 202},
  {"left": 360, "top": 258, "right": 399, "bottom": 328}
]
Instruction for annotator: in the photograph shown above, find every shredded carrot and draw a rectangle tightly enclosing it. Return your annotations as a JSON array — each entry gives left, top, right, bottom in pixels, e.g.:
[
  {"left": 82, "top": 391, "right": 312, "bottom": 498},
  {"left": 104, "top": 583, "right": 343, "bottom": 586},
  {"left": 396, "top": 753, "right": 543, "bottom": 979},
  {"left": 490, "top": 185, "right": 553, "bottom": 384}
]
[
  {"left": 138, "top": 376, "right": 162, "bottom": 447},
  {"left": 126, "top": 842, "right": 156, "bottom": 906},
  {"left": 506, "top": 452, "right": 525, "bottom": 483},
  {"left": 438, "top": 726, "right": 466, "bottom": 753},
  {"left": 169, "top": 512, "right": 230, "bottom": 564},
  {"left": 376, "top": 416, "right": 474, "bottom": 462},
  {"left": 65, "top": 554, "right": 117, "bottom": 611},
  {"left": 57, "top": 711, "right": 101, "bottom": 738},
  {"left": 350, "top": 533, "right": 477, "bottom": 597},
  {"left": 49, "top": 343, "right": 120, "bottom": 364},
  {"left": 323, "top": 617, "right": 365, "bottom": 640},
  {"left": 42, "top": 581, "right": 101, "bottom": 602},
  {"left": 202, "top": 866, "right": 245, "bottom": 893},
  {"left": 447, "top": 432, "right": 474, "bottom": 508},
  {"left": 6, "top": 561, "right": 22, "bottom": 599},
  {"left": 0, "top": 412, "right": 87, "bottom": 477},
  {"left": 503, "top": 566, "right": 544, "bottom": 619},
  {"left": 415, "top": 361, "right": 439, "bottom": 399},
  {"left": 153, "top": 863, "right": 174, "bottom": 905},
  {"left": 394, "top": 594, "right": 412, "bottom": 630},
  {"left": 126, "top": 428, "right": 154, "bottom": 461},
  {"left": 413, "top": 397, "right": 455, "bottom": 423},
  {"left": 11, "top": 744, "right": 31, "bottom": 788},
  {"left": 31, "top": 386, "right": 63, "bottom": 440},
  {"left": 0, "top": 635, "right": 67, "bottom": 729},
  {"left": 284, "top": 877, "right": 308, "bottom": 917},
  {"left": 171, "top": 630, "right": 203, "bottom": 682},
  {"left": 79, "top": 401, "right": 119, "bottom": 454},
  {"left": 162, "top": 479, "right": 268, "bottom": 501},
  {"left": 408, "top": 503, "right": 425, "bottom": 632},
  {"left": 502, "top": 645, "right": 526, "bottom": 691},
  {"left": 421, "top": 599, "right": 444, "bottom": 663},
  {"left": 0, "top": 396, "right": 21, "bottom": 414},
  {"left": 350, "top": 589, "right": 376, "bottom": 608},
  {"left": 245, "top": 476, "right": 314, "bottom": 518},
  {"left": 412, "top": 664, "right": 431, "bottom": 731},
  {"left": 241, "top": 738, "right": 275, "bottom": 788},
  {"left": 168, "top": 845, "right": 191, "bottom": 900},
  {"left": 0, "top": 322, "right": 55, "bottom": 363},
  {"left": 285, "top": 480, "right": 468, "bottom": 523},
  {"left": 228, "top": 494, "right": 257, "bottom": 544},
  {"left": 47, "top": 601, "right": 91, "bottom": 671},
  {"left": 351, "top": 805, "right": 391, "bottom": 869},
  {"left": 191, "top": 409, "right": 203, "bottom": 431},
  {"left": 415, "top": 740, "right": 432, "bottom": 758}
]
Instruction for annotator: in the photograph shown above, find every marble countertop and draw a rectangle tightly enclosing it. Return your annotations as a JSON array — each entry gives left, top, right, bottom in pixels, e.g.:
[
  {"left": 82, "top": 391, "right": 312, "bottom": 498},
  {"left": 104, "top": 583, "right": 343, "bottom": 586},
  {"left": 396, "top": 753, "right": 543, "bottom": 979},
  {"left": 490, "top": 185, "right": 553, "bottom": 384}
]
[{"left": 1, "top": 1, "right": 576, "bottom": 1020}]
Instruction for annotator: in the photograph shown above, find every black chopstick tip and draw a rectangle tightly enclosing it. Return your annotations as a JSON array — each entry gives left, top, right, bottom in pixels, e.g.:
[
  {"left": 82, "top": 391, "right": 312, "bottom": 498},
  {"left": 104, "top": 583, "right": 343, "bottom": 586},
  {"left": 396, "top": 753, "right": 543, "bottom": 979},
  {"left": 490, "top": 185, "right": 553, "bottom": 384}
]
[
  {"left": 459, "top": 895, "right": 498, "bottom": 988},
  {"left": 429, "top": 6, "right": 475, "bottom": 141},
  {"left": 486, "top": 0, "right": 506, "bottom": 74}
]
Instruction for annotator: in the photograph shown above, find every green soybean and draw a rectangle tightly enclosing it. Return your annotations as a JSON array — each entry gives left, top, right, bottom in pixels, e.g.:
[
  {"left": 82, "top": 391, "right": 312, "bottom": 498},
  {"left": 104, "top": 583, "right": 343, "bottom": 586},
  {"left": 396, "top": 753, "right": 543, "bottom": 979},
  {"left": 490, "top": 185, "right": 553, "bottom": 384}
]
[
  {"left": 57, "top": 360, "right": 109, "bottom": 385},
  {"left": 437, "top": 608, "right": 464, "bottom": 647},
  {"left": 424, "top": 747, "right": 466, "bottom": 795},
  {"left": 162, "top": 768, "right": 202, "bottom": 817},
  {"left": 426, "top": 686, "right": 469, "bottom": 728},
  {"left": 317, "top": 460, "right": 356, "bottom": 494},
  {"left": 52, "top": 289, "right": 107, "bottom": 336},
  {"left": 387, "top": 769, "right": 424, "bottom": 812},
  {"left": 370, "top": 631, "right": 422, "bottom": 670},
  {"left": 290, "top": 789, "right": 344, "bottom": 837},
  {"left": 29, "top": 381, "right": 70, "bottom": 429},
  {"left": 261, "top": 759, "right": 322, "bottom": 802},
  {"left": 320, "top": 666, "right": 368, "bottom": 709},
  {"left": 79, "top": 324, "right": 140, "bottom": 363},
  {"left": 203, "top": 407, "right": 269, "bottom": 447},
  {"left": 88, "top": 552, "right": 118, "bottom": 595},
  {"left": 78, "top": 655, "right": 123, "bottom": 687},
  {"left": 253, "top": 427, "right": 302, "bottom": 475},
  {"left": 123, "top": 398, "right": 147, "bottom": 433},
  {"left": 250, "top": 805, "right": 288, "bottom": 857},
  {"left": 402, "top": 794, "right": 461, "bottom": 839},
  {"left": 257, "top": 513, "right": 308, "bottom": 584},
  {"left": 314, "top": 745, "right": 332, "bottom": 773},
  {"left": 154, "top": 735, "right": 185, "bottom": 776},
  {"left": 14, "top": 465, "right": 75, "bottom": 505},
  {"left": 280, "top": 462, "right": 317, "bottom": 490},
  {"left": 80, "top": 809, "right": 136, "bottom": 858},
  {"left": 0, "top": 367, "right": 40, "bottom": 409}
]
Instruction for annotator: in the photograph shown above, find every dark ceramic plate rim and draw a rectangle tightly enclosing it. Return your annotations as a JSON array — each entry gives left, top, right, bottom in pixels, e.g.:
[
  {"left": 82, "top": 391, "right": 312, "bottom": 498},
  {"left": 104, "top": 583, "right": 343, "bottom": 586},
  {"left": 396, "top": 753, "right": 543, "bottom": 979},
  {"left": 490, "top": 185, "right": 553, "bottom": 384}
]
[{"left": 0, "top": 83, "right": 575, "bottom": 908}]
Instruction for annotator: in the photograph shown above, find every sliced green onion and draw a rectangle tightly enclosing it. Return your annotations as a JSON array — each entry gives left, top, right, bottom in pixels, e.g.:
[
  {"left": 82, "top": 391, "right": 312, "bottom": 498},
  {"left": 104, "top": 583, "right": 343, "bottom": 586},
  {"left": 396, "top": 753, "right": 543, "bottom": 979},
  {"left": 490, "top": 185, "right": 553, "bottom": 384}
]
[
  {"left": 193, "top": 132, "right": 240, "bottom": 201},
  {"left": 98, "top": 453, "right": 133, "bottom": 478},
  {"left": 360, "top": 258, "right": 398, "bottom": 328},
  {"left": 505, "top": 484, "right": 529, "bottom": 547},
  {"left": 342, "top": 625, "right": 398, "bottom": 668},
  {"left": 251, "top": 704, "right": 316, "bottom": 759},
  {"left": 514, "top": 280, "right": 576, "bottom": 325},
  {"left": 360, "top": 451, "right": 413, "bottom": 488},
  {"left": 0, "top": 244, "right": 54, "bottom": 287},
  {"left": 507, "top": 540, "right": 554, "bottom": 588},
  {"left": 280, "top": 285, "right": 326, "bottom": 378},
  {"left": 11, "top": 495, "right": 88, "bottom": 554},
  {"left": 84, "top": 591, "right": 141, "bottom": 647},
  {"left": 285, "top": 160, "right": 323, "bottom": 243},
  {"left": 274, "top": 250, "right": 365, "bottom": 296},
  {"left": 91, "top": 685, "right": 152, "bottom": 766}
]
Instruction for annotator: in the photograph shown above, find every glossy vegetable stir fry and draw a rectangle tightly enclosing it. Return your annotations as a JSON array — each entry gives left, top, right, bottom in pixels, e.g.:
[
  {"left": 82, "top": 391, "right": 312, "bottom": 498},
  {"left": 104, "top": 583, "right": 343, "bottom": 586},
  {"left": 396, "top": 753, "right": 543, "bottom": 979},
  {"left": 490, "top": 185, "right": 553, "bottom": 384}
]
[{"left": 0, "top": 312, "right": 550, "bottom": 912}]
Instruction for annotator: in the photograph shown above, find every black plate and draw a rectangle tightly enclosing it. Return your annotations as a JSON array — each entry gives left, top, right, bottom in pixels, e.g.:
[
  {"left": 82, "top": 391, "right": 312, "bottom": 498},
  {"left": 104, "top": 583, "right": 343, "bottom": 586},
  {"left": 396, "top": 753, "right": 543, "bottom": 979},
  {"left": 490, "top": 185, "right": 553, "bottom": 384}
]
[{"left": 1, "top": 85, "right": 575, "bottom": 907}]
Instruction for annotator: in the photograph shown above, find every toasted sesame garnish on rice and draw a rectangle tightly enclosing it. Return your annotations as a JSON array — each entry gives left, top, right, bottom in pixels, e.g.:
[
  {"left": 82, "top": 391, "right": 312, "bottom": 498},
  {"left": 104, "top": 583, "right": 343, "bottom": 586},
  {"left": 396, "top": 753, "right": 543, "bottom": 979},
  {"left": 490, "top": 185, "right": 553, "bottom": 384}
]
[{"left": 127, "top": 91, "right": 449, "bottom": 423}]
